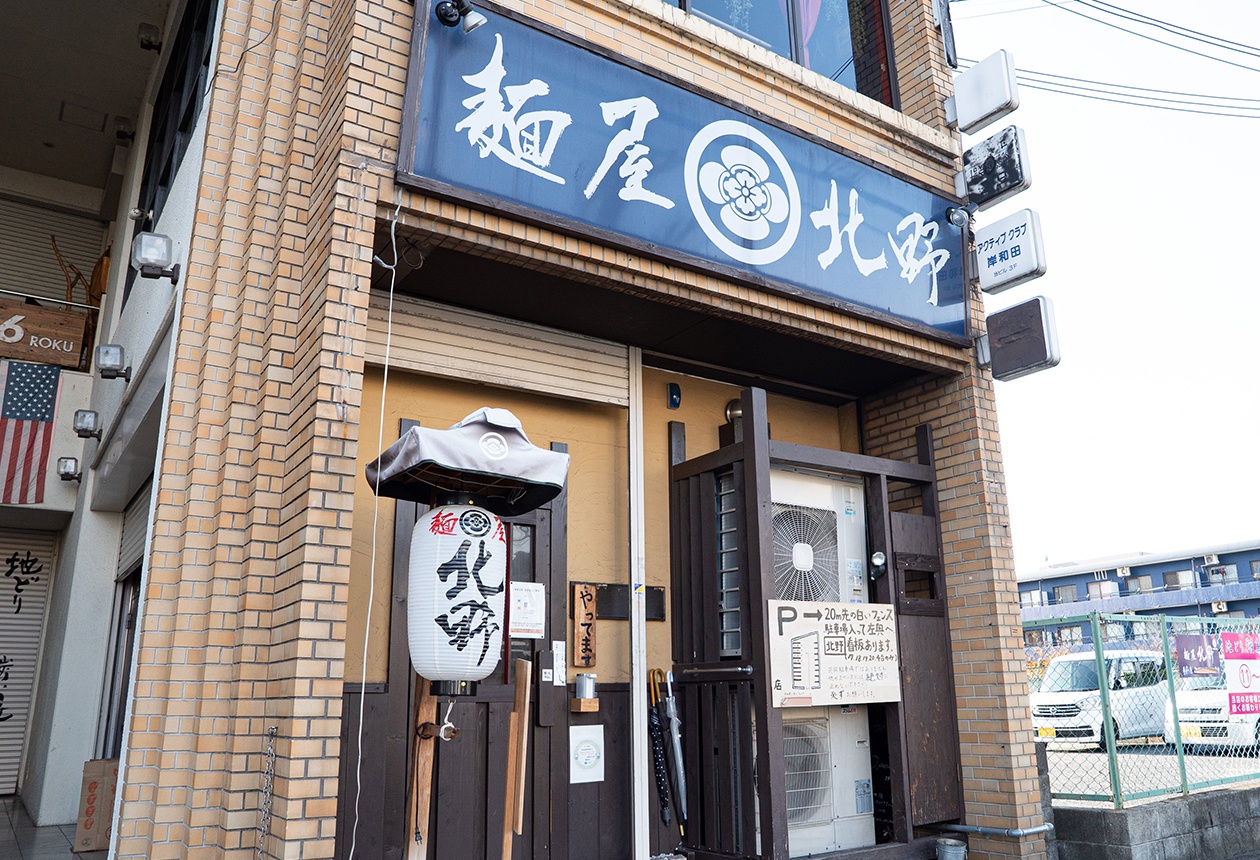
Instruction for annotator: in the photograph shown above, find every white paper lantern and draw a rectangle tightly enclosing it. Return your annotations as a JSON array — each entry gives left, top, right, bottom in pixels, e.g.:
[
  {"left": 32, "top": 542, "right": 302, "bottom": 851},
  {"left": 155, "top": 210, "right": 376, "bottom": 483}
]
[{"left": 408, "top": 503, "right": 508, "bottom": 682}]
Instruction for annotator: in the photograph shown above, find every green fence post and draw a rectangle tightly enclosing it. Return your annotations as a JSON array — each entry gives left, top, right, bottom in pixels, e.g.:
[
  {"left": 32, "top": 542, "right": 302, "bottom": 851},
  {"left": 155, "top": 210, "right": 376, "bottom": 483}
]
[
  {"left": 1092, "top": 612, "right": 1123, "bottom": 808},
  {"left": 1160, "top": 614, "right": 1189, "bottom": 796}
]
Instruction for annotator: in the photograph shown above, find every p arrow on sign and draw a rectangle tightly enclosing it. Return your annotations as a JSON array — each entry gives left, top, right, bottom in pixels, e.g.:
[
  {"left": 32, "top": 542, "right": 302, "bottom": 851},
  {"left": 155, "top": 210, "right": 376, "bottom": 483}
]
[{"left": 974, "top": 209, "right": 1047, "bottom": 294}]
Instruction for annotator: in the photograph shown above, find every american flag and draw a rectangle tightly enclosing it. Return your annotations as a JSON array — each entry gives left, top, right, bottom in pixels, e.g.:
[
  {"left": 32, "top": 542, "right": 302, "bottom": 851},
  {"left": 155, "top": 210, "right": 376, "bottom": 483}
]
[{"left": 0, "top": 361, "right": 62, "bottom": 505}]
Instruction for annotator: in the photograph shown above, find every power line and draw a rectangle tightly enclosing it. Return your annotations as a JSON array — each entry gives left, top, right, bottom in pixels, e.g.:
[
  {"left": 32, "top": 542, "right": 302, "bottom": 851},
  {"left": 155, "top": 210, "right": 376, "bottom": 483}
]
[
  {"left": 1033, "top": 0, "right": 1260, "bottom": 75},
  {"left": 953, "top": 5, "right": 1052, "bottom": 21},
  {"left": 956, "top": 57, "right": 1260, "bottom": 118},
  {"left": 1015, "top": 80, "right": 1260, "bottom": 118},
  {"left": 952, "top": 0, "right": 1068, "bottom": 20},
  {"left": 957, "top": 57, "right": 1260, "bottom": 105},
  {"left": 1073, "top": 0, "right": 1260, "bottom": 59}
]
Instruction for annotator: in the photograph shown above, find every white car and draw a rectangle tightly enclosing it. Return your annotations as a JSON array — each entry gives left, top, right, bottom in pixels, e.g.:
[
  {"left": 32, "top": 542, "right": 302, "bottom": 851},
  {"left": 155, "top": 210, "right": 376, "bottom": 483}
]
[
  {"left": 1030, "top": 650, "right": 1168, "bottom": 747},
  {"left": 1164, "top": 674, "right": 1260, "bottom": 752}
]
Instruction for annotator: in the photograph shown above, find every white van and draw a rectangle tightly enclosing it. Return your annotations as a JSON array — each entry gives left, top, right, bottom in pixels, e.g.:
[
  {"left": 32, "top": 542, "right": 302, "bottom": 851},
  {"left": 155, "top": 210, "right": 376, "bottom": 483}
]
[
  {"left": 1164, "top": 673, "right": 1260, "bottom": 751},
  {"left": 1030, "top": 649, "right": 1168, "bottom": 747}
]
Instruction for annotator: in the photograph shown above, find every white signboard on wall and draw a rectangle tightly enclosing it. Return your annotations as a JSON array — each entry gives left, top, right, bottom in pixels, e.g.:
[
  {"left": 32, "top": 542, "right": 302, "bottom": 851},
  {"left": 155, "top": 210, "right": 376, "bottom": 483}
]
[
  {"left": 975, "top": 209, "right": 1047, "bottom": 294},
  {"left": 767, "top": 600, "right": 900, "bottom": 708}
]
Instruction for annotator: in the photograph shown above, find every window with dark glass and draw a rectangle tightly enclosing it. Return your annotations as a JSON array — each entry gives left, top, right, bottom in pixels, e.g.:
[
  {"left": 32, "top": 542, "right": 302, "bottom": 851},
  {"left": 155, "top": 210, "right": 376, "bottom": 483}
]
[
  {"left": 1164, "top": 569, "right": 1196, "bottom": 591},
  {"left": 1053, "top": 584, "right": 1076, "bottom": 605},
  {"left": 124, "top": 0, "right": 219, "bottom": 306},
  {"left": 681, "top": 0, "right": 897, "bottom": 107}
]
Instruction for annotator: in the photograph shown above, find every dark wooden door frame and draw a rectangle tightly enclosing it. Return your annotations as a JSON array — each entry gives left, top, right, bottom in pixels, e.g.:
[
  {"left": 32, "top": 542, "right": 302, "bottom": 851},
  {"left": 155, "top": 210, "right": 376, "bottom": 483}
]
[
  {"left": 335, "top": 426, "right": 570, "bottom": 860},
  {"left": 668, "top": 388, "right": 963, "bottom": 860}
]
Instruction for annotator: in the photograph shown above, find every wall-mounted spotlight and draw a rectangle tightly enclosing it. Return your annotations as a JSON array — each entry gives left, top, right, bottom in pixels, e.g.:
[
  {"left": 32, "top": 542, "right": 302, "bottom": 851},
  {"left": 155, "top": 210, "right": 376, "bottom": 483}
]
[
  {"left": 946, "top": 207, "right": 971, "bottom": 229},
  {"left": 869, "top": 551, "right": 887, "bottom": 580},
  {"left": 96, "top": 345, "right": 132, "bottom": 382},
  {"left": 138, "top": 22, "right": 163, "bottom": 52},
  {"left": 73, "top": 409, "right": 102, "bottom": 440},
  {"left": 131, "top": 232, "right": 181, "bottom": 285},
  {"left": 58, "top": 457, "right": 82, "bottom": 483},
  {"left": 435, "top": 0, "right": 487, "bottom": 33}
]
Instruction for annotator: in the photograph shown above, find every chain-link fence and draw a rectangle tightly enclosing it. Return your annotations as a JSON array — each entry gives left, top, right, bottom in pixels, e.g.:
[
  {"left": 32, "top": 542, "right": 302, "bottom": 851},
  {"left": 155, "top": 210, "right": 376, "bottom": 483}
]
[{"left": 1025, "top": 612, "right": 1260, "bottom": 808}]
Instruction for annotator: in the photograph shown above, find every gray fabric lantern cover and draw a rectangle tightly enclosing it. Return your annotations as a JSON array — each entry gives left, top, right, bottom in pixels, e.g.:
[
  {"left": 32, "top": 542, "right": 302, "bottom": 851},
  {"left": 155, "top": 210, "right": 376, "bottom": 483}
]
[{"left": 364, "top": 407, "right": 570, "bottom": 516}]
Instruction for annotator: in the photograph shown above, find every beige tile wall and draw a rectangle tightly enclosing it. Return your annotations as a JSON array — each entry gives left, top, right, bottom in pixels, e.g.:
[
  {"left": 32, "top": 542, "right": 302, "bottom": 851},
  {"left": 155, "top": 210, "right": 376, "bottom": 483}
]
[{"left": 114, "top": 0, "right": 1040, "bottom": 857}]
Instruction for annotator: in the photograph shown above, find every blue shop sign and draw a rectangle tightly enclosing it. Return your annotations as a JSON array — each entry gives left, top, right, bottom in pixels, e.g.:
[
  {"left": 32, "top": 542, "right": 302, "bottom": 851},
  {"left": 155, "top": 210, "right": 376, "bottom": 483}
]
[{"left": 400, "top": 10, "right": 967, "bottom": 338}]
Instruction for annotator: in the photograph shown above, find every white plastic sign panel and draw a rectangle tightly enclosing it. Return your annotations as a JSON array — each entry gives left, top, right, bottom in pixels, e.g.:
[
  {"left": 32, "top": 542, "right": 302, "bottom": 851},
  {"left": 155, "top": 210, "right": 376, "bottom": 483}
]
[
  {"left": 569, "top": 725, "right": 606, "bottom": 784},
  {"left": 987, "top": 296, "right": 1061, "bottom": 381},
  {"left": 1222, "top": 632, "right": 1260, "bottom": 716},
  {"left": 508, "top": 581, "right": 546, "bottom": 639},
  {"left": 963, "top": 126, "right": 1032, "bottom": 210},
  {"left": 952, "top": 50, "right": 1019, "bottom": 134},
  {"left": 767, "top": 600, "right": 900, "bottom": 708},
  {"left": 975, "top": 209, "right": 1047, "bottom": 294}
]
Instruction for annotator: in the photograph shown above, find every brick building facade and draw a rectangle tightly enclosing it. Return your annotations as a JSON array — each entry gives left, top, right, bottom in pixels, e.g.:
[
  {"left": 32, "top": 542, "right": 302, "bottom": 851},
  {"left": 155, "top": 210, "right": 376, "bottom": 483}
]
[{"left": 0, "top": 0, "right": 1045, "bottom": 858}]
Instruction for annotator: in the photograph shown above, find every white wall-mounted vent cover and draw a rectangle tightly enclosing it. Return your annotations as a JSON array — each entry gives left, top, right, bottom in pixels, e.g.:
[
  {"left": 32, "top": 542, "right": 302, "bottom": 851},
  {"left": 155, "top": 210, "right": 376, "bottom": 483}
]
[{"left": 772, "top": 503, "right": 841, "bottom": 602}]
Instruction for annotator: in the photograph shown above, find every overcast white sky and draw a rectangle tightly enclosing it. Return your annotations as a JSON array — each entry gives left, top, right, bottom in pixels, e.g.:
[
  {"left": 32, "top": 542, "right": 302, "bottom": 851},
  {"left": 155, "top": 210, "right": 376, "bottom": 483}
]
[{"left": 949, "top": 0, "right": 1260, "bottom": 572}]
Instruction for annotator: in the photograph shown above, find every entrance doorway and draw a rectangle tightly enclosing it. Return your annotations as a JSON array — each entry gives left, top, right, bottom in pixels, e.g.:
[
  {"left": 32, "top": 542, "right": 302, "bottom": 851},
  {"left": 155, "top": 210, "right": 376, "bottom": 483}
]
[{"left": 425, "top": 500, "right": 570, "bottom": 860}]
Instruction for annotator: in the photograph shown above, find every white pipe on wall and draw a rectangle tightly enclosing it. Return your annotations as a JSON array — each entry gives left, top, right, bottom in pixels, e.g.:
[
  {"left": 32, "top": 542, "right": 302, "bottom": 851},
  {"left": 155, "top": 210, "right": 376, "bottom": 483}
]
[{"left": 628, "top": 346, "right": 650, "bottom": 859}]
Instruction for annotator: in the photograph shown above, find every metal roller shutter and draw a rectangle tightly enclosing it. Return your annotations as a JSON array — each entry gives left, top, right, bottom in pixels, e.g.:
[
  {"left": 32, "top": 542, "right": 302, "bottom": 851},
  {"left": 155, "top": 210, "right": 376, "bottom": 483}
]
[
  {"left": 0, "top": 528, "right": 57, "bottom": 793},
  {"left": 0, "top": 198, "right": 107, "bottom": 306},
  {"left": 117, "top": 481, "right": 152, "bottom": 577},
  {"left": 366, "top": 293, "right": 630, "bottom": 407}
]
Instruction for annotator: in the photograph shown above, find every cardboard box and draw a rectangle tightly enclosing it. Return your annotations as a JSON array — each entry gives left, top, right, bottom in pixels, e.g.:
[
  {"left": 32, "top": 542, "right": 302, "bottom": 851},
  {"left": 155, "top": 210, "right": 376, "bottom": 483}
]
[{"left": 74, "top": 758, "right": 118, "bottom": 852}]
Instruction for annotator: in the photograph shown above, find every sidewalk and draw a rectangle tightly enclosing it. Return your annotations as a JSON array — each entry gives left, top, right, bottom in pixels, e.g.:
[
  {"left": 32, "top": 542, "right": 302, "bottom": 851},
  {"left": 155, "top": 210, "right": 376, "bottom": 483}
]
[{"left": 1, "top": 795, "right": 105, "bottom": 860}]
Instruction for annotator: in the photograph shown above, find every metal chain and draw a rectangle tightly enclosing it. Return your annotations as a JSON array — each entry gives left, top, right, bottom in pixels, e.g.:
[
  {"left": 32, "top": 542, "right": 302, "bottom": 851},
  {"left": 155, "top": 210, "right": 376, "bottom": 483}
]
[{"left": 257, "top": 725, "right": 278, "bottom": 860}]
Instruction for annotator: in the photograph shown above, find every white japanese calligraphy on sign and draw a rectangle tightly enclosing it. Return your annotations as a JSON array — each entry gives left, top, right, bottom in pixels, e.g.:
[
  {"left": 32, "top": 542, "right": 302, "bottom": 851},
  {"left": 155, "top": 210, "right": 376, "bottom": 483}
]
[
  {"left": 442, "top": 32, "right": 957, "bottom": 313},
  {"left": 584, "top": 97, "right": 674, "bottom": 209},
  {"left": 888, "top": 213, "right": 949, "bottom": 306},
  {"left": 455, "top": 34, "right": 572, "bottom": 184},
  {"left": 809, "top": 181, "right": 888, "bottom": 275}
]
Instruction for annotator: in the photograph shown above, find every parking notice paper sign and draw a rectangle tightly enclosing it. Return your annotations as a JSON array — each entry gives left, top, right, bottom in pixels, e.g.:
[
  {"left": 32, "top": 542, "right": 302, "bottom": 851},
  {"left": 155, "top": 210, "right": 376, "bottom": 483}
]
[
  {"left": 767, "top": 600, "right": 900, "bottom": 708},
  {"left": 1221, "top": 631, "right": 1260, "bottom": 715}
]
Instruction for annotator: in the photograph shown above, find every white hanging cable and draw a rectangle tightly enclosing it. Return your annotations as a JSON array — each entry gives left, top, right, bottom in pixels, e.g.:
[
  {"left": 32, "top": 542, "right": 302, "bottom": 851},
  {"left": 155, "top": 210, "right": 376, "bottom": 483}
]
[{"left": 348, "top": 174, "right": 406, "bottom": 860}]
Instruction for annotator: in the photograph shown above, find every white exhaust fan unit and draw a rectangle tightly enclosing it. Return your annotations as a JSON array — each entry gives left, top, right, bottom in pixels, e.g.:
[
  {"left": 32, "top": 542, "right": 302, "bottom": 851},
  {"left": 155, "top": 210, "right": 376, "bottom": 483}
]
[
  {"left": 781, "top": 705, "right": 875, "bottom": 856},
  {"left": 771, "top": 470, "right": 867, "bottom": 605},
  {"left": 769, "top": 469, "right": 877, "bottom": 856}
]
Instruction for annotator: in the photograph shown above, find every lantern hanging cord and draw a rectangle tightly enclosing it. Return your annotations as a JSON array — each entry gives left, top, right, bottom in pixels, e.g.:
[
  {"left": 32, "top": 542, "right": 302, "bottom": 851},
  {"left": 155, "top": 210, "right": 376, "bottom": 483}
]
[{"left": 348, "top": 183, "right": 403, "bottom": 860}]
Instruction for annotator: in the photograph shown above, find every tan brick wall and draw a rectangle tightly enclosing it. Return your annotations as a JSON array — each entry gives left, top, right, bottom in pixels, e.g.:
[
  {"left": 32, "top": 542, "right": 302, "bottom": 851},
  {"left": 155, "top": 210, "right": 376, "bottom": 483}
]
[
  {"left": 888, "top": 0, "right": 956, "bottom": 129},
  {"left": 115, "top": 0, "right": 984, "bottom": 856},
  {"left": 115, "top": 0, "right": 389, "bottom": 854},
  {"left": 861, "top": 301, "right": 1047, "bottom": 860}
]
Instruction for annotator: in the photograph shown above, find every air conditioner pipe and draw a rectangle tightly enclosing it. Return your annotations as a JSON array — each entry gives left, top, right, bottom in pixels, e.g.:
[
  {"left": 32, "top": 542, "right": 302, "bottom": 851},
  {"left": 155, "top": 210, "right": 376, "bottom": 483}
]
[{"left": 931, "top": 822, "right": 1055, "bottom": 838}]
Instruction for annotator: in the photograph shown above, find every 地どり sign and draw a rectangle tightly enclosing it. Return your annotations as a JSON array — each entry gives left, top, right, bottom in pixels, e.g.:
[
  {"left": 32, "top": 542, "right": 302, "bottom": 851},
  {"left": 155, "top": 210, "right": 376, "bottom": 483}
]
[
  {"left": 767, "top": 600, "right": 900, "bottom": 708},
  {"left": 401, "top": 11, "right": 967, "bottom": 337},
  {"left": 0, "top": 300, "right": 87, "bottom": 369},
  {"left": 1222, "top": 631, "right": 1260, "bottom": 716}
]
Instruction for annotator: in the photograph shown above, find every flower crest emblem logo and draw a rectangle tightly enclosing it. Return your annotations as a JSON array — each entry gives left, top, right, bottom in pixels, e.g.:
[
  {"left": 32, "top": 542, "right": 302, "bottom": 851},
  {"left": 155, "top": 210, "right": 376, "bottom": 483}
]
[
  {"left": 479, "top": 431, "right": 509, "bottom": 460},
  {"left": 685, "top": 120, "right": 801, "bottom": 266}
]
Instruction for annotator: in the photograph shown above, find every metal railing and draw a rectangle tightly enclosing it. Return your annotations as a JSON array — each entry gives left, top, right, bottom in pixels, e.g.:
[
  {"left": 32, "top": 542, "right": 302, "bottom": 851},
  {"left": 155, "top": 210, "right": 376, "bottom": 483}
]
[{"left": 1025, "top": 612, "right": 1260, "bottom": 808}]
